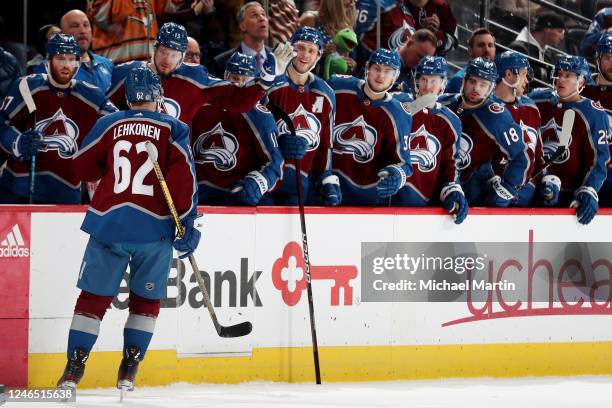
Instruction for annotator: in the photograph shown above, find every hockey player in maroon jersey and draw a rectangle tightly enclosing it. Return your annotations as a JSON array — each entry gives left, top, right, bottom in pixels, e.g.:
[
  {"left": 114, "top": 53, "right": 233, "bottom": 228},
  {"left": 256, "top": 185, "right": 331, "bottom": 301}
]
[
  {"left": 329, "top": 48, "right": 413, "bottom": 205},
  {"left": 530, "top": 56, "right": 610, "bottom": 224},
  {"left": 108, "top": 22, "right": 295, "bottom": 128},
  {"left": 491, "top": 51, "right": 549, "bottom": 207},
  {"left": 438, "top": 58, "right": 530, "bottom": 207},
  {"left": 581, "top": 33, "right": 612, "bottom": 206},
  {"left": 0, "top": 33, "right": 117, "bottom": 204},
  {"left": 394, "top": 56, "right": 467, "bottom": 223},
  {"left": 192, "top": 52, "right": 284, "bottom": 205},
  {"left": 266, "top": 26, "right": 340, "bottom": 205},
  {"left": 57, "top": 67, "right": 199, "bottom": 394}
]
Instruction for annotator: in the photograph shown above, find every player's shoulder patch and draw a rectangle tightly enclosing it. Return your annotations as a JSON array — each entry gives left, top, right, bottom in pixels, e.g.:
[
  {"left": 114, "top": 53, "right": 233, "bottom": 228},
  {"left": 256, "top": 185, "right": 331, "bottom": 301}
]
[
  {"left": 255, "top": 103, "right": 270, "bottom": 113},
  {"left": 488, "top": 102, "right": 505, "bottom": 114},
  {"left": 400, "top": 101, "right": 412, "bottom": 115},
  {"left": 591, "top": 100, "right": 605, "bottom": 111}
]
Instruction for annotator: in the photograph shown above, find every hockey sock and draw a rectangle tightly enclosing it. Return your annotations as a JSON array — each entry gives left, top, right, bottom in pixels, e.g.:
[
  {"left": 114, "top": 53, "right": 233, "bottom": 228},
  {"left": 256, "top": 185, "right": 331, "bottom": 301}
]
[
  {"left": 123, "top": 292, "right": 160, "bottom": 360},
  {"left": 67, "top": 291, "right": 114, "bottom": 358}
]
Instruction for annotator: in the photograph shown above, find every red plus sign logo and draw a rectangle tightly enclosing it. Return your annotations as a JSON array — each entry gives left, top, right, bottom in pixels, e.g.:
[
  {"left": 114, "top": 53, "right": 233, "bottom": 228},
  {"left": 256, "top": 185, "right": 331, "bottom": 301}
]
[{"left": 271, "top": 241, "right": 358, "bottom": 306}]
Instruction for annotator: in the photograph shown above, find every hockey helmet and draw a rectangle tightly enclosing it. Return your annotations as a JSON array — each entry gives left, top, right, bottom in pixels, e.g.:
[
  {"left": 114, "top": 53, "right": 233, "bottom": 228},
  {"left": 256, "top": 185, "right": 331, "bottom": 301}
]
[
  {"left": 46, "top": 33, "right": 81, "bottom": 58},
  {"left": 367, "top": 48, "right": 402, "bottom": 71},
  {"left": 290, "top": 26, "right": 325, "bottom": 50},
  {"left": 225, "top": 52, "right": 257, "bottom": 78},
  {"left": 416, "top": 56, "right": 448, "bottom": 77},
  {"left": 125, "top": 67, "right": 163, "bottom": 105},
  {"left": 464, "top": 57, "right": 498, "bottom": 82},
  {"left": 154, "top": 22, "right": 188, "bottom": 52},
  {"left": 553, "top": 55, "right": 590, "bottom": 78}
]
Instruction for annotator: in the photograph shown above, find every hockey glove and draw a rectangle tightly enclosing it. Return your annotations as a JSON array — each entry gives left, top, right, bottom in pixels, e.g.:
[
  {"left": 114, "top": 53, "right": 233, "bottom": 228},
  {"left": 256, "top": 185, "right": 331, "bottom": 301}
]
[
  {"left": 376, "top": 165, "right": 407, "bottom": 199},
  {"left": 485, "top": 175, "right": 517, "bottom": 207},
  {"left": 12, "top": 129, "right": 43, "bottom": 161},
  {"left": 232, "top": 171, "right": 269, "bottom": 206},
  {"left": 440, "top": 183, "right": 468, "bottom": 224},
  {"left": 537, "top": 175, "right": 561, "bottom": 207},
  {"left": 278, "top": 133, "right": 308, "bottom": 160},
  {"left": 570, "top": 186, "right": 599, "bottom": 225},
  {"left": 259, "top": 42, "right": 296, "bottom": 88},
  {"left": 318, "top": 172, "right": 342, "bottom": 206},
  {"left": 173, "top": 214, "right": 202, "bottom": 259}
]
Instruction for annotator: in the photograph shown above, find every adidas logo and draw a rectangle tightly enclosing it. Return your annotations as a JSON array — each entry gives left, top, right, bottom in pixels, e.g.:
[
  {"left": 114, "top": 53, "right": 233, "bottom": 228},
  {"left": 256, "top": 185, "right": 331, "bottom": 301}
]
[{"left": 0, "top": 224, "right": 29, "bottom": 258}]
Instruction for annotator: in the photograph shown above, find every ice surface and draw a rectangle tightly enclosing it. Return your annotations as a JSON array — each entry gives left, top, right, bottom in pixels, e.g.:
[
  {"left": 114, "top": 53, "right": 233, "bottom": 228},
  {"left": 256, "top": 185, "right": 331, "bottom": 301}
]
[{"left": 14, "top": 377, "right": 612, "bottom": 407}]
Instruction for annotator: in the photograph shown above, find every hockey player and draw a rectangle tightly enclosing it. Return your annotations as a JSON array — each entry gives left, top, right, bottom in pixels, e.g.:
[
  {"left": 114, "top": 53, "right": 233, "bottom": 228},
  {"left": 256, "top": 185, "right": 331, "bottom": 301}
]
[
  {"left": 438, "top": 57, "right": 530, "bottom": 207},
  {"left": 530, "top": 56, "right": 610, "bottom": 224},
  {"left": 191, "top": 52, "right": 284, "bottom": 205},
  {"left": 329, "top": 48, "right": 412, "bottom": 205},
  {"left": 57, "top": 67, "right": 200, "bottom": 393},
  {"left": 394, "top": 56, "right": 467, "bottom": 223},
  {"left": 266, "top": 26, "right": 340, "bottom": 205},
  {"left": 582, "top": 33, "right": 612, "bottom": 206},
  {"left": 492, "top": 51, "right": 549, "bottom": 207},
  {"left": 108, "top": 22, "right": 294, "bottom": 127},
  {"left": 0, "top": 33, "right": 117, "bottom": 204}
]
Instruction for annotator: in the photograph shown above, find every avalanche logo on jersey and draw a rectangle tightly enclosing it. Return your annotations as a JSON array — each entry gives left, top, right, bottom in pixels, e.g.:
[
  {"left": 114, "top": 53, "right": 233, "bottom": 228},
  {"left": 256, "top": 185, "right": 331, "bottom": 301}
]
[
  {"left": 409, "top": 125, "right": 441, "bottom": 172},
  {"left": 333, "top": 115, "right": 377, "bottom": 163},
  {"left": 519, "top": 120, "right": 538, "bottom": 153},
  {"left": 388, "top": 22, "right": 413, "bottom": 50},
  {"left": 541, "top": 117, "right": 571, "bottom": 163},
  {"left": 161, "top": 97, "right": 181, "bottom": 119},
  {"left": 34, "top": 108, "right": 79, "bottom": 158},
  {"left": 192, "top": 123, "right": 238, "bottom": 171},
  {"left": 457, "top": 132, "right": 474, "bottom": 170},
  {"left": 276, "top": 105, "right": 321, "bottom": 151}
]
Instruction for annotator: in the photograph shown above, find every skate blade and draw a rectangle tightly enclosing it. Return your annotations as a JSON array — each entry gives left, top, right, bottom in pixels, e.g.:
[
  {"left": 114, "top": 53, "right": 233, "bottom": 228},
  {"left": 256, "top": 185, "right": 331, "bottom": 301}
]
[{"left": 118, "top": 380, "right": 134, "bottom": 402}]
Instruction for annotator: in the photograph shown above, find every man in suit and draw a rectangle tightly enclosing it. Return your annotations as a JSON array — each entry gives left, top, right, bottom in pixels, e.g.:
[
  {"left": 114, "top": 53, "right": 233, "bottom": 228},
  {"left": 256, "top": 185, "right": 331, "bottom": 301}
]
[{"left": 209, "top": 1, "right": 272, "bottom": 78}]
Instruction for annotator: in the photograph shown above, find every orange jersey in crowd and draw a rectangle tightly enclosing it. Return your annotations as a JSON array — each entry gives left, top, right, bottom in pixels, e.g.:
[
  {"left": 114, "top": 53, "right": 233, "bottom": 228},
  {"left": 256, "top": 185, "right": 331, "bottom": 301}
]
[{"left": 87, "top": 0, "right": 181, "bottom": 64}]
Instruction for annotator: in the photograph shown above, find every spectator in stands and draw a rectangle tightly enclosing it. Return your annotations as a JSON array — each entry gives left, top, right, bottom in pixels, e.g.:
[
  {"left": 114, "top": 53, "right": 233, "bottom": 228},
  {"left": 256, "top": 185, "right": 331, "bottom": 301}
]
[
  {"left": 395, "top": 29, "right": 438, "bottom": 94},
  {"left": 299, "top": 0, "right": 358, "bottom": 75},
  {"left": 157, "top": 0, "right": 227, "bottom": 68},
  {"left": 404, "top": 0, "right": 458, "bottom": 55},
  {"left": 269, "top": 0, "right": 299, "bottom": 44},
  {"left": 580, "top": 5, "right": 612, "bottom": 59},
  {"left": 31, "top": 10, "right": 114, "bottom": 93},
  {"left": 26, "top": 24, "right": 61, "bottom": 74},
  {"left": 88, "top": 0, "right": 176, "bottom": 64},
  {"left": 446, "top": 28, "right": 496, "bottom": 94},
  {"left": 511, "top": 13, "right": 565, "bottom": 61},
  {"left": 185, "top": 37, "right": 202, "bottom": 65},
  {"left": 210, "top": 2, "right": 271, "bottom": 78}
]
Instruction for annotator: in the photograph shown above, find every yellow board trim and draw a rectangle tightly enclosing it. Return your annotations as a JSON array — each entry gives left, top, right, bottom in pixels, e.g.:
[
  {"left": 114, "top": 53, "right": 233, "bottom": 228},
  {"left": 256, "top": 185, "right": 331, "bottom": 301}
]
[{"left": 29, "top": 342, "right": 612, "bottom": 389}]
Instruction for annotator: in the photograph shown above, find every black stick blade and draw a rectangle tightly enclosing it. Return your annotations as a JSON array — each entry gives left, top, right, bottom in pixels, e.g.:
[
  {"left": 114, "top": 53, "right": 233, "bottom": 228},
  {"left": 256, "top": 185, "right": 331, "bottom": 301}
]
[{"left": 217, "top": 321, "right": 253, "bottom": 338}]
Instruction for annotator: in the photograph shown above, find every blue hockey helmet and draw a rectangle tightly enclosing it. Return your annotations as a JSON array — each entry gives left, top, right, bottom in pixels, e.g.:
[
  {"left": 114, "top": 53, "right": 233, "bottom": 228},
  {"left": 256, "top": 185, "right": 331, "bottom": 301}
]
[
  {"left": 367, "top": 48, "right": 402, "bottom": 71},
  {"left": 554, "top": 55, "right": 590, "bottom": 78},
  {"left": 46, "top": 33, "right": 81, "bottom": 58},
  {"left": 125, "top": 67, "right": 163, "bottom": 105},
  {"left": 154, "top": 22, "right": 188, "bottom": 52},
  {"left": 416, "top": 56, "right": 448, "bottom": 77},
  {"left": 495, "top": 51, "right": 531, "bottom": 79},
  {"left": 290, "top": 26, "right": 325, "bottom": 50},
  {"left": 464, "top": 57, "right": 497, "bottom": 82},
  {"left": 596, "top": 33, "right": 612, "bottom": 57},
  {"left": 225, "top": 52, "right": 257, "bottom": 78}
]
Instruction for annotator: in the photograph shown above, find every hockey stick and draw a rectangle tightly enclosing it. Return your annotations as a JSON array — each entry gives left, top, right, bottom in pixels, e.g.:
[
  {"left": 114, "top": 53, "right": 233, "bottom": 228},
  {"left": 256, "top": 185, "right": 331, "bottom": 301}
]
[
  {"left": 18, "top": 78, "right": 37, "bottom": 204},
  {"left": 144, "top": 141, "right": 252, "bottom": 338},
  {"left": 403, "top": 93, "right": 437, "bottom": 115},
  {"left": 268, "top": 102, "right": 322, "bottom": 384},
  {"left": 516, "top": 109, "right": 575, "bottom": 195}
]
